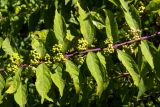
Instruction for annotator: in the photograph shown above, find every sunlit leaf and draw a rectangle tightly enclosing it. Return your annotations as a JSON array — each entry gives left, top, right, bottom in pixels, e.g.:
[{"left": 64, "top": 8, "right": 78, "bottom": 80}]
[
  {"left": 14, "top": 83, "right": 27, "bottom": 107},
  {"left": 35, "top": 63, "right": 53, "bottom": 103},
  {"left": 0, "top": 74, "right": 5, "bottom": 94},
  {"left": 51, "top": 64, "right": 65, "bottom": 97},
  {"left": 109, "top": 0, "right": 120, "bottom": 7},
  {"left": 97, "top": 52, "right": 109, "bottom": 85},
  {"left": 117, "top": 50, "right": 140, "bottom": 86},
  {"left": 97, "top": 52, "right": 106, "bottom": 70},
  {"left": 54, "top": 9, "right": 66, "bottom": 44},
  {"left": 119, "top": 0, "right": 130, "bottom": 11},
  {"left": 66, "top": 60, "right": 80, "bottom": 93},
  {"left": 140, "top": 41, "right": 154, "bottom": 69},
  {"left": 91, "top": 11, "right": 105, "bottom": 30},
  {"left": 0, "top": 0, "right": 8, "bottom": 7},
  {"left": 53, "top": 9, "right": 69, "bottom": 52},
  {"left": 5, "top": 72, "right": 21, "bottom": 94},
  {"left": 154, "top": 53, "right": 160, "bottom": 79},
  {"left": 105, "top": 9, "right": 118, "bottom": 42},
  {"left": 93, "top": 21, "right": 105, "bottom": 30},
  {"left": 72, "top": 0, "right": 78, "bottom": 5},
  {"left": 0, "top": 37, "right": 3, "bottom": 48},
  {"left": 65, "top": 0, "right": 70, "bottom": 5},
  {"left": 120, "top": 0, "right": 140, "bottom": 30},
  {"left": 31, "top": 38, "right": 46, "bottom": 57},
  {"left": 146, "top": 0, "right": 160, "bottom": 12},
  {"left": 124, "top": 10, "right": 139, "bottom": 30},
  {"left": 130, "top": 5, "right": 141, "bottom": 28},
  {"left": 137, "top": 78, "right": 147, "bottom": 99},
  {"left": 2, "top": 38, "right": 15, "bottom": 55},
  {"left": 77, "top": 2, "right": 95, "bottom": 45},
  {"left": 86, "top": 52, "right": 106, "bottom": 97},
  {"left": 137, "top": 54, "right": 154, "bottom": 98},
  {"left": 32, "top": 29, "right": 49, "bottom": 42}
]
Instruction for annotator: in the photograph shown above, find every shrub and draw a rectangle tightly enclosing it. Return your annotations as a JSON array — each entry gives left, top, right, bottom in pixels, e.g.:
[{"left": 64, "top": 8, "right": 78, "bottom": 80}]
[{"left": 0, "top": 0, "right": 160, "bottom": 106}]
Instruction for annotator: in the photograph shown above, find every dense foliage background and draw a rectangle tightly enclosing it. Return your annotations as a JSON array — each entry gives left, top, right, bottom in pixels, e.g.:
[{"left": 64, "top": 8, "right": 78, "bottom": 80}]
[{"left": 0, "top": 0, "right": 160, "bottom": 106}]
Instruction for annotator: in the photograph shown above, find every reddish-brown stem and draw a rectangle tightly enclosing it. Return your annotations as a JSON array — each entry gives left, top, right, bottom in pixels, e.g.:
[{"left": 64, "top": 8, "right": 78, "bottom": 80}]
[
  {"left": 65, "top": 31, "right": 160, "bottom": 58},
  {"left": 0, "top": 31, "right": 160, "bottom": 71}
]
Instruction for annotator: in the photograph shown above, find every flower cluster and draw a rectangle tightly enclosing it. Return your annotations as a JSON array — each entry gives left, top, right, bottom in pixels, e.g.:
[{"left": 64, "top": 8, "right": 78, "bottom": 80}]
[
  {"left": 52, "top": 44, "right": 66, "bottom": 63},
  {"left": 138, "top": 6, "right": 145, "bottom": 14},
  {"left": 73, "top": 55, "right": 85, "bottom": 65},
  {"left": 53, "top": 53, "right": 66, "bottom": 62},
  {"left": 52, "top": 44, "right": 63, "bottom": 53},
  {"left": 29, "top": 50, "right": 41, "bottom": 65},
  {"left": 103, "top": 42, "right": 114, "bottom": 56},
  {"left": 6, "top": 53, "right": 22, "bottom": 72},
  {"left": 122, "top": 44, "right": 135, "bottom": 54},
  {"left": 128, "top": 28, "right": 141, "bottom": 40},
  {"left": 44, "top": 53, "right": 52, "bottom": 66},
  {"left": 76, "top": 38, "right": 88, "bottom": 51}
]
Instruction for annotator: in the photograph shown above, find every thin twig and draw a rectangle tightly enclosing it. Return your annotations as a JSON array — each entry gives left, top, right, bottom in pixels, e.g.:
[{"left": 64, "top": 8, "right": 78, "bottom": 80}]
[
  {"left": 0, "top": 31, "right": 160, "bottom": 71},
  {"left": 65, "top": 31, "right": 160, "bottom": 58},
  {"left": 112, "top": 72, "right": 130, "bottom": 79},
  {"left": 0, "top": 68, "right": 5, "bottom": 72},
  {"left": 113, "top": 31, "right": 160, "bottom": 48}
]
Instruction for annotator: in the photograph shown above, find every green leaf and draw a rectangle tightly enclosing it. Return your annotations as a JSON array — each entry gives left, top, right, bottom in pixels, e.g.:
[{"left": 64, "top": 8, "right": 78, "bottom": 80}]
[
  {"left": 146, "top": 0, "right": 160, "bottom": 12},
  {"left": 45, "top": 30, "right": 58, "bottom": 52},
  {"left": 137, "top": 61, "right": 154, "bottom": 99},
  {"left": 35, "top": 63, "right": 53, "bottom": 103},
  {"left": 109, "top": 0, "right": 120, "bottom": 7},
  {"left": 97, "top": 52, "right": 106, "bottom": 70},
  {"left": 31, "top": 38, "right": 46, "bottom": 57},
  {"left": 2, "top": 38, "right": 15, "bottom": 55},
  {"left": 154, "top": 49, "right": 160, "bottom": 79},
  {"left": 51, "top": 64, "right": 65, "bottom": 97},
  {"left": 120, "top": 0, "right": 140, "bottom": 30},
  {"left": 137, "top": 55, "right": 153, "bottom": 98},
  {"left": 146, "top": 43, "right": 160, "bottom": 79},
  {"left": 134, "top": 0, "right": 138, "bottom": 4},
  {"left": 117, "top": 50, "right": 140, "bottom": 86},
  {"left": 86, "top": 52, "right": 106, "bottom": 96},
  {"left": 137, "top": 78, "right": 147, "bottom": 99},
  {"left": 91, "top": 11, "right": 105, "bottom": 30},
  {"left": 105, "top": 9, "right": 118, "bottom": 42},
  {"left": 53, "top": 10, "right": 69, "bottom": 52},
  {"left": 65, "top": 0, "right": 70, "bottom": 5},
  {"left": 5, "top": 71, "right": 21, "bottom": 94},
  {"left": 77, "top": 2, "right": 95, "bottom": 45},
  {"left": 130, "top": 5, "right": 141, "bottom": 28},
  {"left": 54, "top": 9, "right": 66, "bottom": 44},
  {"left": 0, "top": 0, "right": 8, "bottom": 7},
  {"left": 0, "top": 37, "right": 3, "bottom": 48},
  {"left": 97, "top": 52, "right": 109, "bottom": 86},
  {"left": 140, "top": 41, "right": 154, "bottom": 69},
  {"left": 72, "top": 0, "right": 78, "bottom": 5},
  {"left": 92, "top": 20, "right": 105, "bottom": 30},
  {"left": 138, "top": 72, "right": 154, "bottom": 99},
  {"left": 33, "top": 29, "right": 49, "bottom": 42},
  {"left": 124, "top": 10, "right": 139, "bottom": 30},
  {"left": 0, "top": 74, "right": 5, "bottom": 94},
  {"left": 66, "top": 60, "right": 80, "bottom": 94},
  {"left": 5, "top": 79, "right": 19, "bottom": 93},
  {"left": 119, "top": 0, "right": 130, "bottom": 11},
  {"left": 14, "top": 83, "right": 27, "bottom": 107}
]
